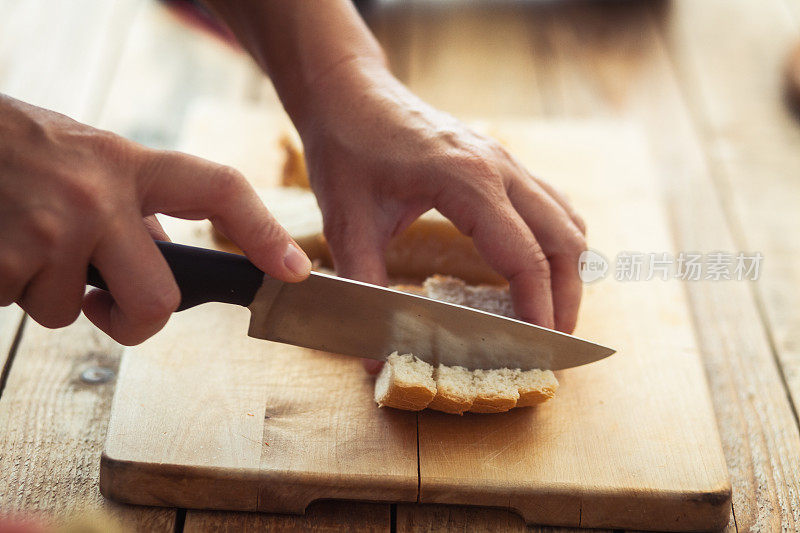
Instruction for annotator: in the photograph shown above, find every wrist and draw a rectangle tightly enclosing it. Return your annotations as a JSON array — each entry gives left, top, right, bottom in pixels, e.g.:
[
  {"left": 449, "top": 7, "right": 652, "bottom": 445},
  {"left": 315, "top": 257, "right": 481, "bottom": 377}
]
[{"left": 286, "top": 54, "right": 392, "bottom": 138}]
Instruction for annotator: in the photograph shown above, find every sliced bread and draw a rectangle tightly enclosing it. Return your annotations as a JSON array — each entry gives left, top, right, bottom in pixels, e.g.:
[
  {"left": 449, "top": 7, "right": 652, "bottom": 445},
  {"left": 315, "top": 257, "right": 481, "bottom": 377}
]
[
  {"left": 374, "top": 352, "right": 437, "bottom": 411},
  {"left": 378, "top": 276, "right": 559, "bottom": 415},
  {"left": 427, "top": 365, "right": 475, "bottom": 414}
]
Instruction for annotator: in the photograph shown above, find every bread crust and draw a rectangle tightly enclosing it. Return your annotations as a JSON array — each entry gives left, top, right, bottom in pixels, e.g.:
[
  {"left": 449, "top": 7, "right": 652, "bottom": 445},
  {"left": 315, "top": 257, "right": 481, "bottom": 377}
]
[
  {"left": 374, "top": 353, "right": 436, "bottom": 411},
  {"left": 376, "top": 382, "right": 436, "bottom": 411},
  {"left": 427, "top": 364, "right": 475, "bottom": 415}
]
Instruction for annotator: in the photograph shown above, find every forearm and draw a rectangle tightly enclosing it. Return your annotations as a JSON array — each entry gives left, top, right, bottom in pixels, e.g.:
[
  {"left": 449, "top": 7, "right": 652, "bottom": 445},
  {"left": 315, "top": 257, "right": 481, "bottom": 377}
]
[{"left": 204, "top": 0, "right": 388, "bottom": 131}]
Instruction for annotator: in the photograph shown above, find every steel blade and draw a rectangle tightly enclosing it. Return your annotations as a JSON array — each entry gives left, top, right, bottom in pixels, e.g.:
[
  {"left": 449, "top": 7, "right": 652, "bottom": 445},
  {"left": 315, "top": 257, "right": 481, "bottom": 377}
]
[{"left": 247, "top": 272, "right": 615, "bottom": 371}]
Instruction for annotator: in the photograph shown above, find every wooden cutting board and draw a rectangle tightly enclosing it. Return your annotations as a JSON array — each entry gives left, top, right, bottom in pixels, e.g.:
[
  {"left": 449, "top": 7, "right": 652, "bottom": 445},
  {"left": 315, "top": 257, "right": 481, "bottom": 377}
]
[{"left": 100, "top": 113, "right": 731, "bottom": 531}]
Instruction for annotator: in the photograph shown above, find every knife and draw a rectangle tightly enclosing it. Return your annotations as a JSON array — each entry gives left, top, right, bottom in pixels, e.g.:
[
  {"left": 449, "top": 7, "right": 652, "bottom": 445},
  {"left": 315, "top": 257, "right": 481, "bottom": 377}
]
[{"left": 86, "top": 241, "right": 615, "bottom": 371}]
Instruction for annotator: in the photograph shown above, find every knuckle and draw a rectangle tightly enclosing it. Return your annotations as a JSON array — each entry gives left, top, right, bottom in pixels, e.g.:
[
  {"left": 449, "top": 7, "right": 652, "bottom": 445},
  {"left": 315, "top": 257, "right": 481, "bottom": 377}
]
[
  {"left": 27, "top": 209, "right": 65, "bottom": 247},
  {"left": 528, "top": 248, "right": 552, "bottom": 278},
  {"left": 0, "top": 253, "right": 26, "bottom": 286},
  {"left": 26, "top": 305, "right": 80, "bottom": 329},
  {"left": 66, "top": 175, "right": 113, "bottom": 218},
  {"left": 564, "top": 228, "right": 588, "bottom": 257},
  {"left": 124, "top": 285, "right": 180, "bottom": 327},
  {"left": 211, "top": 165, "right": 247, "bottom": 198},
  {"left": 87, "top": 128, "right": 132, "bottom": 167},
  {"left": 453, "top": 156, "right": 504, "bottom": 193},
  {"left": 251, "top": 214, "right": 288, "bottom": 247}
]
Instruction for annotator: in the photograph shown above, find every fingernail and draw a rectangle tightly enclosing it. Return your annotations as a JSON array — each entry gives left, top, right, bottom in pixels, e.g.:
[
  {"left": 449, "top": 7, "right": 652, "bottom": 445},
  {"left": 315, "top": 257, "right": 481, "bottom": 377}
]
[{"left": 283, "top": 243, "right": 312, "bottom": 277}]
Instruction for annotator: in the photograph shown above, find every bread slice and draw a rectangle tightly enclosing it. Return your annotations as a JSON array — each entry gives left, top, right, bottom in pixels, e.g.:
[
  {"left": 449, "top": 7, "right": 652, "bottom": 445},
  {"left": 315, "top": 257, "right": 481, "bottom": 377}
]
[
  {"left": 427, "top": 365, "right": 475, "bottom": 414},
  {"left": 516, "top": 369, "right": 559, "bottom": 407},
  {"left": 423, "top": 275, "right": 513, "bottom": 317},
  {"left": 471, "top": 368, "right": 520, "bottom": 413},
  {"left": 374, "top": 352, "right": 436, "bottom": 411},
  {"left": 381, "top": 276, "right": 559, "bottom": 414},
  {"left": 279, "top": 131, "right": 310, "bottom": 189}
]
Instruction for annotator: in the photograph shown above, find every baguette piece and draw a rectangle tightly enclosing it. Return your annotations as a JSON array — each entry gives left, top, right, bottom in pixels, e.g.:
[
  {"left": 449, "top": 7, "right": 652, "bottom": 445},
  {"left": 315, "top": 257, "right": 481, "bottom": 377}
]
[
  {"left": 279, "top": 131, "right": 310, "bottom": 189},
  {"left": 427, "top": 365, "right": 475, "bottom": 414},
  {"left": 382, "top": 276, "right": 559, "bottom": 415},
  {"left": 516, "top": 369, "right": 559, "bottom": 407},
  {"left": 374, "top": 352, "right": 436, "bottom": 411},
  {"left": 471, "top": 368, "right": 520, "bottom": 413}
]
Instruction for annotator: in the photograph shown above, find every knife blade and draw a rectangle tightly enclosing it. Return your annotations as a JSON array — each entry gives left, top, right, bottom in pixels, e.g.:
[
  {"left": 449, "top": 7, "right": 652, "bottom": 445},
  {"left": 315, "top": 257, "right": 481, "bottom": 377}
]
[{"left": 87, "top": 241, "right": 615, "bottom": 371}]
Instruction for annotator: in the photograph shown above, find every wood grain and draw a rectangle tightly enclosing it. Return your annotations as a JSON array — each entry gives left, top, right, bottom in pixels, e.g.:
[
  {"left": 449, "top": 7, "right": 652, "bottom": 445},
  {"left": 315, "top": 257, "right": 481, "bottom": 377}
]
[
  {"left": 0, "top": 0, "right": 142, "bottom": 124},
  {"left": 0, "top": 317, "right": 174, "bottom": 531},
  {"left": 184, "top": 501, "right": 390, "bottom": 532},
  {"left": 656, "top": 8, "right": 800, "bottom": 523},
  {"left": 524, "top": 2, "right": 800, "bottom": 530},
  {"left": 95, "top": 0, "right": 257, "bottom": 148},
  {"left": 395, "top": 504, "right": 611, "bottom": 533}
]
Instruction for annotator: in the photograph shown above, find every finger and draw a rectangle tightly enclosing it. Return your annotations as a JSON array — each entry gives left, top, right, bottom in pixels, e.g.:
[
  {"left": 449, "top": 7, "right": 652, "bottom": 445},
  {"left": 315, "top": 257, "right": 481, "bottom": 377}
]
[
  {"left": 436, "top": 188, "right": 554, "bottom": 328},
  {"left": 362, "top": 359, "right": 384, "bottom": 375},
  {"left": 82, "top": 217, "right": 180, "bottom": 345},
  {"left": 143, "top": 214, "right": 171, "bottom": 242},
  {"left": 505, "top": 156, "right": 586, "bottom": 235},
  {"left": 136, "top": 149, "right": 311, "bottom": 282},
  {"left": 18, "top": 251, "right": 87, "bottom": 329},
  {"left": 507, "top": 178, "right": 586, "bottom": 333},
  {"left": 323, "top": 205, "right": 389, "bottom": 286},
  {"left": 530, "top": 174, "right": 586, "bottom": 235},
  {"left": 0, "top": 249, "right": 39, "bottom": 307}
]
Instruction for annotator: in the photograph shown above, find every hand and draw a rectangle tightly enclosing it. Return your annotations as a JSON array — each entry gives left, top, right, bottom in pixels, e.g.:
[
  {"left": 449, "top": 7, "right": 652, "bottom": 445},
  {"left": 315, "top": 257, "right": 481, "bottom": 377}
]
[
  {"left": 297, "top": 63, "right": 587, "bottom": 335},
  {"left": 0, "top": 94, "right": 311, "bottom": 345}
]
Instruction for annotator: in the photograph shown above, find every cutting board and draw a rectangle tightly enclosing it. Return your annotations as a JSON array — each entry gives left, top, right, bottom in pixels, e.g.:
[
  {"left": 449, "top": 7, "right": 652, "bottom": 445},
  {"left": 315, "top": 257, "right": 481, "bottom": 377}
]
[{"left": 100, "top": 112, "right": 731, "bottom": 531}]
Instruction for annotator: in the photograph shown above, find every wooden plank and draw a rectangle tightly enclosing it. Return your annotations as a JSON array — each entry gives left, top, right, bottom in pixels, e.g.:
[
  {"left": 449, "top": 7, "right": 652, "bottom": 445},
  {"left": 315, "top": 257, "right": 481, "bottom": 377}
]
[
  {"left": 0, "top": 317, "right": 174, "bottom": 531},
  {"left": 0, "top": 307, "right": 25, "bottom": 377},
  {"left": 0, "top": 0, "right": 142, "bottom": 123},
  {"left": 520, "top": 1, "right": 800, "bottom": 530},
  {"left": 396, "top": 504, "right": 590, "bottom": 533},
  {"left": 0, "top": 0, "right": 174, "bottom": 529},
  {"left": 402, "top": 2, "right": 544, "bottom": 117},
  {"left": 184, "top": 501, "right": 390, "bottom": 532},
  {"left": 96, "top": 0, "right": 257, "bottom": 148},
  {"left": 655, "top": 1, "right": 800, "bottom": 512}
]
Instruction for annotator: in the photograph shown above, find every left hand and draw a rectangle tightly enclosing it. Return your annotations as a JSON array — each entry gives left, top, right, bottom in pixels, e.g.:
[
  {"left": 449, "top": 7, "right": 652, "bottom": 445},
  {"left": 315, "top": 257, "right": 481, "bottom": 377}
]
[{"left": 296, "top": 62, "right": 588, "bottom": 335}]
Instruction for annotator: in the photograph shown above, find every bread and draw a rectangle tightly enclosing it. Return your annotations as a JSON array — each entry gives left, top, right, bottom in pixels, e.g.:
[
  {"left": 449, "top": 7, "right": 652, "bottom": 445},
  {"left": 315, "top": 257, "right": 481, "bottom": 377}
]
[
  {"left": 279, "top": 131, "right": 310, "bottom": 189},
  {"left": 516, "top": 369, "right": 559, "bottom": 407},
  {"left": 427, "top": 364, "right": 475, "bottom": 414},
  {"left": 384, "top": 212, "right": 503, "bottom": 285},
  {"left": 471, "top": 368, "right": 521, "bottom": 413},
  {"left": 375, "top": 276, "right": 559, "bottom": 414},
  {"left": 374, "top": 352, "right": 437, "bottom": 411}
]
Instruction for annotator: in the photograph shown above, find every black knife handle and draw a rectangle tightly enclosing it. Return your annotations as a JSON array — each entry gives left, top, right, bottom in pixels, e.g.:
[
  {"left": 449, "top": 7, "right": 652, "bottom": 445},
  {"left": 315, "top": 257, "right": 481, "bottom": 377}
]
[{"left": 86, "top": 241, "right": 265, "bottom": 311}]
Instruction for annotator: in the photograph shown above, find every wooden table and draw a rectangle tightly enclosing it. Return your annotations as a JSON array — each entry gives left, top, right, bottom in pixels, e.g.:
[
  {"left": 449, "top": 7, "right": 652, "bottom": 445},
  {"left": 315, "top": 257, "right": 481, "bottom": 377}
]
[{"left": 1, "top": 1, "right": 799, "bottom": 531}]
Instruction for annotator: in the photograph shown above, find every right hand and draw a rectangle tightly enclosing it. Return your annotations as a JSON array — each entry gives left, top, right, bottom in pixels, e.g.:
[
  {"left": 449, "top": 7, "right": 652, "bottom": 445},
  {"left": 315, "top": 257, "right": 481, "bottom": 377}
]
[{"left": 0, "top": 94, "right": 311, "bottom": 345}]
